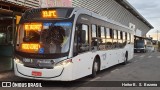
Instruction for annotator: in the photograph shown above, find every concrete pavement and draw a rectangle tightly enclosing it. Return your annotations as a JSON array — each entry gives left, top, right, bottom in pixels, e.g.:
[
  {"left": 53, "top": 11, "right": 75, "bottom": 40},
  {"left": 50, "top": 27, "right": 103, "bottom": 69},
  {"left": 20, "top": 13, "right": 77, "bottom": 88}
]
[{"left": 0, "top": 52, "right": 160, "bottom": 90}]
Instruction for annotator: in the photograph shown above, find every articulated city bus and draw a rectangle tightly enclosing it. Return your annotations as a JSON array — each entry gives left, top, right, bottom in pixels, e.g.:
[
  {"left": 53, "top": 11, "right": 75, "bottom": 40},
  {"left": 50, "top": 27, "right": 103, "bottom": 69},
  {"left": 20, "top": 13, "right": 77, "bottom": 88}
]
[{"left": 14, "top": 7, "right": 134, "bottom": 81}]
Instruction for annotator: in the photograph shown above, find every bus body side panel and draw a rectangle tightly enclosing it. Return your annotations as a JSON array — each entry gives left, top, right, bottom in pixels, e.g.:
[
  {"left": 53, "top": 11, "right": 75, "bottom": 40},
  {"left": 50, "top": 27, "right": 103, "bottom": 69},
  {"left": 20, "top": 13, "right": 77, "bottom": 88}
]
[
  {"left": 98, "top": 50, "right": 118, "bottom": 70},
  {"left": 72, "top": 52, "right": 94, "bottom": 80},
  {"left": 98, "top": 49, "right": 124, "bottom": 70},
  {"left": 70, "top": 10, "right": 134, "bottom": 80}
]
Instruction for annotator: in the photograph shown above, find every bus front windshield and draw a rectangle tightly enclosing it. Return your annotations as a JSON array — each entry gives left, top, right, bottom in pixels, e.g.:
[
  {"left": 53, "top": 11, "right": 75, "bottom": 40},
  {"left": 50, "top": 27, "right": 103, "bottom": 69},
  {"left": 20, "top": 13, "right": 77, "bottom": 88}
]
[{"left": 16, "top": 21, "right": 72, "bottom": 54}]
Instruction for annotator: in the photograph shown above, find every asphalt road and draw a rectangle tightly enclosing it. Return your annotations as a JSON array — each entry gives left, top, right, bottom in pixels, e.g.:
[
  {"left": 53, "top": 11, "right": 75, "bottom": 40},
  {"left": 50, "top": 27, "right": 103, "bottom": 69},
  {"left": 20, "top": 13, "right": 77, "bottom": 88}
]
[{"left": 0, "top": 51, "right": 160, "bottom": 90}]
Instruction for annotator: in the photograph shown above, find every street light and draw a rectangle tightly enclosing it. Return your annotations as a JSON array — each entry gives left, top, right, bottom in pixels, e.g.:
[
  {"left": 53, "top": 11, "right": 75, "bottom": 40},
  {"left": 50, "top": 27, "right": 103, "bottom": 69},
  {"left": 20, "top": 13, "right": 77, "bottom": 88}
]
[{"left": 157, "top": 30, "right": 159, "bottom": 44}]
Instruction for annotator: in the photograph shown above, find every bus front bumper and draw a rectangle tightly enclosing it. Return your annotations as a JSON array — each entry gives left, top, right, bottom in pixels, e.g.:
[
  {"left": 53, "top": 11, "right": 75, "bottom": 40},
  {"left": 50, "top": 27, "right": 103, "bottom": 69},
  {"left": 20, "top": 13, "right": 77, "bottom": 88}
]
[
  {"left": 134, "top": 48, "right": 145, "bottom": 53},
  {"left": 14, "top": 60, "right": 73, "bottom": 81}
]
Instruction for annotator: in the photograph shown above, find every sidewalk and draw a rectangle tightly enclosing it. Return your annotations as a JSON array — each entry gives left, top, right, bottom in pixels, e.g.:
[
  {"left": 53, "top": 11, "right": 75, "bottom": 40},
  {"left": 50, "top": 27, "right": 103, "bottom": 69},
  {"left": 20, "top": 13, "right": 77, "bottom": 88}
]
[
  {"left": 0, "top": 56, "right": 13, "bottom": 72},
  {"left": 0, "top": 70, "right": 14, "bottom": 80}
]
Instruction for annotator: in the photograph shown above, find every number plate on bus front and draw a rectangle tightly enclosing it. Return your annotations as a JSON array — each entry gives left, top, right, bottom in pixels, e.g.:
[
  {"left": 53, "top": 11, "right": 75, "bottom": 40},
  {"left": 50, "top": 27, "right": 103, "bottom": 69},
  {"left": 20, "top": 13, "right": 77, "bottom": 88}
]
[{"left": 32, "top": 71, "right": 42, "bottom": 76}]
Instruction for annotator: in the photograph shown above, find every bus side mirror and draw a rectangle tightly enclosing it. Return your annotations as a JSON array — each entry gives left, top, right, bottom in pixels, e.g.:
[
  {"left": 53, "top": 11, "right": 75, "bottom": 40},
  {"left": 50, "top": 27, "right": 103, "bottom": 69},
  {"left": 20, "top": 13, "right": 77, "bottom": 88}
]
[{"left": 81, "top": 30, "right": 86, "bottom": 43}]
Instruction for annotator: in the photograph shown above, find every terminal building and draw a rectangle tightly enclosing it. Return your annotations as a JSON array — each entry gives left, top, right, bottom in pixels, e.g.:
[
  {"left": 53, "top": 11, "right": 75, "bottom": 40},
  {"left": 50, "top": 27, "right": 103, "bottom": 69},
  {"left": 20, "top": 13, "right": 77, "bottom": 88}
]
[
  {"left": 0, "top": 0, "right": 153, "bottom": 71},
  {"left": 0, "top": 0, "right": 40, "bottom": 71}
]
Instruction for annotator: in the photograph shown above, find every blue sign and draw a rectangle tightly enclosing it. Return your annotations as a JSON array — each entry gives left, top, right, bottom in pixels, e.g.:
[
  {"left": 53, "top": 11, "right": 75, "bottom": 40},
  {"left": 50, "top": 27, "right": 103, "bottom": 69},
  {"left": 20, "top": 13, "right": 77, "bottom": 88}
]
[
  {"left": 54, "top": 22, "right": 72, "bottom": 26},
  {"left": 43, "top": 23, "right": 52, "bottom": 26},
  {"left": 39, "top": 48, "right": 44, "bottom": 54},
  {"left": 43, "top": 22, "right": 72, "bottom": 27}
]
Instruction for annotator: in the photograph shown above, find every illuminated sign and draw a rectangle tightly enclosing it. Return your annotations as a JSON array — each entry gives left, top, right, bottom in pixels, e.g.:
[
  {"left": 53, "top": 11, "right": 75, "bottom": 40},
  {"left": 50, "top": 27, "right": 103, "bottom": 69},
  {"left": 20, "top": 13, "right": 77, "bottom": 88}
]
[
  {"left": 42, "top": 10, "right": 57, "bottom": 18},
  {"left": 43, "top": 22, "right": 72, "bottom": 27},
  {"left": 43, "top": 23, "right": 52, "bottom": 26},
  {"left": 22, "top": 43, "right": 40, "bottom": 51},
  {"left": 24, "top": 23, "right": 42, "bottom": 31},
  {"left": 54, "top": 22, "right": 72, "bottom": 26}
]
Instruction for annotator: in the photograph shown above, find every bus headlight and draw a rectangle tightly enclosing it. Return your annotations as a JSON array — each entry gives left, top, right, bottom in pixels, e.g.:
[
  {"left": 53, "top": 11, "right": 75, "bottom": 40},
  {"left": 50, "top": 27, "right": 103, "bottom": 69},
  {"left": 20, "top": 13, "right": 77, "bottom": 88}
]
[
  {"left": 14, "top": 58, "right": 24, "bottom": 65},
  {"left": 56, "top": 59, "right": 72, "bottom": 66}
]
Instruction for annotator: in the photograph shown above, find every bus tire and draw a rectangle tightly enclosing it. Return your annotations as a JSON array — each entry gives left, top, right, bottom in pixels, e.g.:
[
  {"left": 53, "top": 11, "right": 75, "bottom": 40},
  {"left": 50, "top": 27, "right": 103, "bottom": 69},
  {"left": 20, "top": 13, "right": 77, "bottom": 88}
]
[
  {"left": 91, "top": 58, "right": 100, "bottom": 78},
  {"left": 123, "top": 52, "right": 128, "bottom": 65}
]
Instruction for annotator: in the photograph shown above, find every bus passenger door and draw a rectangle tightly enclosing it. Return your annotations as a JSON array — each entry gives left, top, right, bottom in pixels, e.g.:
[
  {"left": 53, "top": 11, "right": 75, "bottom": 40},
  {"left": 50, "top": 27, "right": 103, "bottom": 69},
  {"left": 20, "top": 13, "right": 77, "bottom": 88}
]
[{"left": 72, "top": 24, "right": 93, "bottom": 79}]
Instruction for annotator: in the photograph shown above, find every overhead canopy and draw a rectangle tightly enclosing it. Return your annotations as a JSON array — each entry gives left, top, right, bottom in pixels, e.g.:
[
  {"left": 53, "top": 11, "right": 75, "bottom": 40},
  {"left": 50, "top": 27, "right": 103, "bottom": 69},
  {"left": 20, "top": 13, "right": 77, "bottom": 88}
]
[
  {"left": 0, "top": 8, "right": 13, "bottom": 17},
  {"left": 115, "top": 0, "right": 154, "bottom": 29},
  {"left": 0, "top": 1, "right": 28, "bottom": 16}
]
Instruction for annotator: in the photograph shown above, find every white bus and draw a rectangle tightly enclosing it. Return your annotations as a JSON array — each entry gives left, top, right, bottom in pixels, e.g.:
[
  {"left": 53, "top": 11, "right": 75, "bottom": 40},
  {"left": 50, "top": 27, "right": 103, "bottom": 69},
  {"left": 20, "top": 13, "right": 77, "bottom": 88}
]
[{"left": 14, "top": 7, "right": 134, "bottom": 81}]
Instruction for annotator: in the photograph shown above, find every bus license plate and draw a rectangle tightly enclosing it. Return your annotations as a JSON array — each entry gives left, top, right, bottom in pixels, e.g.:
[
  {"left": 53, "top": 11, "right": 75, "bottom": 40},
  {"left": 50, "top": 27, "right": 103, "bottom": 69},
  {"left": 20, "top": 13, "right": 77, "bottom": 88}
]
[
  {"left": 32, "top": 71, "right": 42, "bottom": 76},
  {"left": 137, "top": 50, "right": 140, "bottom": 52}
]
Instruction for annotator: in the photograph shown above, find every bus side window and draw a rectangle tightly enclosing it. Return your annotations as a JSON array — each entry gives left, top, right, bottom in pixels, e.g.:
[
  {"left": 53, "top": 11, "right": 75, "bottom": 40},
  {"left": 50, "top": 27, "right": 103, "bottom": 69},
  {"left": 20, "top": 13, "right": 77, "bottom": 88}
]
[
  {"left": 106, "top": 28, "right": 113, "bottom": 49},
  {"left": 92, "top": 25, "right": 97, "bottom": 37},
  {"left": 91, "top": 25, "right": 98, "bottom": 50},
  {"left": 118, "top": 31, "right": 123, "bottom": 48},
  {"left": 131, "top": 34, "right": 134, "bottom": 43},
  {"left": 118, "top": 31, "right": 122, "bottom": 48},
  {"left": 110, "top": 29, "right": 113, "bottom": 39},
  {"left": 77, "top": 24, "right": 89, "bottom": 53},
  {"left": 122, "top": 32, "right": 127, "bottom": 47},
  {"left": 98, "top": 26, "right": 106, "bottom": 50},
  {"left": 113, "top": 30, "right": 118, "bottom": 48},
  {"left": 127, "top": 33, "right": 131, "bottom": 44},
  {"left": 125, "top": 32, "right": 127, "bottom": 40}
]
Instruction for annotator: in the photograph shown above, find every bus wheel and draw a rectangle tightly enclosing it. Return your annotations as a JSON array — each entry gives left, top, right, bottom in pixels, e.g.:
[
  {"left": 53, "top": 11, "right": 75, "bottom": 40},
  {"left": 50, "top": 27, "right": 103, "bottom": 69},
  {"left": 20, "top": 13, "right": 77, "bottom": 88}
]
[
  {"left": 123, "top": 52, "right": 128, "bottom": 65},
  {"left": 91, "top": 58, "right": 100, "bottom": 78}
]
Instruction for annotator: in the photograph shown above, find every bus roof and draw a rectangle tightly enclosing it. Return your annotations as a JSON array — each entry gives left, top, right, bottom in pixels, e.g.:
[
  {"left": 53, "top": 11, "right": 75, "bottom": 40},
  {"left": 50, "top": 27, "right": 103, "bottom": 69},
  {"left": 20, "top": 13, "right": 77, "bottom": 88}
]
[{"left": 21, "top": 7, "right": 134, "bottom": 32}]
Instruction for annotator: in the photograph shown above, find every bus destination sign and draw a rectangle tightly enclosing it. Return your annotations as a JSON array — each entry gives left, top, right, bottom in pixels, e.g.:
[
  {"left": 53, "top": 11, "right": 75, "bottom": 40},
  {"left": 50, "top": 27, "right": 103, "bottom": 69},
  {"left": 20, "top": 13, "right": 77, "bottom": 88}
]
[{"left": 42, "top": 10, "right": 57, "bottom": 18}]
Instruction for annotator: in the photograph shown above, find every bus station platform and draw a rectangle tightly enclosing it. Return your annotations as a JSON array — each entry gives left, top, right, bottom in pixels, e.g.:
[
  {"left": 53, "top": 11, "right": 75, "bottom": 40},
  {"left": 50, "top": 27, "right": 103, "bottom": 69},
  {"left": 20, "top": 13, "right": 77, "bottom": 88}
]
[{"left": 0, "top": 56, "right": 13, "bottom": 72}]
